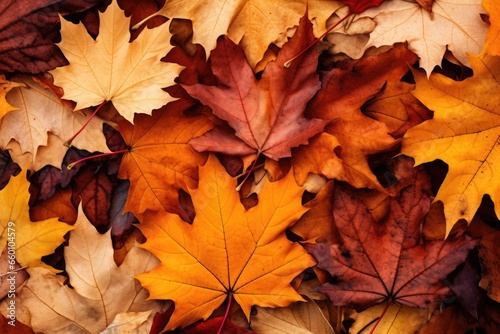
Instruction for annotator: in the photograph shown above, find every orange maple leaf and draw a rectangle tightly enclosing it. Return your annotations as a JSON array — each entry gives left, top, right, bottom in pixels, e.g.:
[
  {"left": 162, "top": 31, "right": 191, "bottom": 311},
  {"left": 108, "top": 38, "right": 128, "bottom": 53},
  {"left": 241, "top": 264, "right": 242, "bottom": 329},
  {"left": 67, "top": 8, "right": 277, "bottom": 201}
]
[
  {"left": 117, "top": 99, "right": 214, "bottom": 220},
  {"left": 401, "top": 52, "right": 500, "bottom": 235},
  {"left": 293, "top": 45, "right": 415, "bottom": 190},
  {"left": 136, "top": 154, "right": 315, "bottom": 330}
]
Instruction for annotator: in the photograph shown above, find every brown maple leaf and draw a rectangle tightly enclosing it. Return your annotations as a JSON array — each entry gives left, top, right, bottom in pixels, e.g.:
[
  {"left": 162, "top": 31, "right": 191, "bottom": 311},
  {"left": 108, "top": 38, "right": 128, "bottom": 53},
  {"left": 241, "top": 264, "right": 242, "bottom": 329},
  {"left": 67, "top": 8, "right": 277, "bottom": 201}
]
[
  {"left": 117, "top": 98, "right": 214, "bottom": 220},
  {"left": 306, "top": 167, "right": 477, "bottom": 310},
  {"left": 184, "top": 14, "right": 326, "bottom": 161},
  {"left": 0, "top": 0, "right": 100, "bottom": 73}
]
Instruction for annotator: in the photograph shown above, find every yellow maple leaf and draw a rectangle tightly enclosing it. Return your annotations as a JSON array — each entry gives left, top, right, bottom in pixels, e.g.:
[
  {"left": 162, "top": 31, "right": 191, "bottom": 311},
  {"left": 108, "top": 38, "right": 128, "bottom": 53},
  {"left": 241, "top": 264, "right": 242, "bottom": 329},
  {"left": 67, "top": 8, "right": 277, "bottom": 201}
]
[
  {"left": 135, "top": 0, "right": 342, "bottom": 68},
  {"left": 0, "top": 169, "right": 74, "bottom": 272},
  {"left": 0, "top": 75, "right": 21, "bottom": 120},
  {"left": 401, "top": 52, "right": 500, "bottom": 235},
  {"left": 49, "top": 0, "right": 183, "bottom": 123},
  {"left": 136, "top": 154, "right": 315, "bottom": 330},
  {"left": 483, "top": 0, "right": 500, "bottom": 56}
]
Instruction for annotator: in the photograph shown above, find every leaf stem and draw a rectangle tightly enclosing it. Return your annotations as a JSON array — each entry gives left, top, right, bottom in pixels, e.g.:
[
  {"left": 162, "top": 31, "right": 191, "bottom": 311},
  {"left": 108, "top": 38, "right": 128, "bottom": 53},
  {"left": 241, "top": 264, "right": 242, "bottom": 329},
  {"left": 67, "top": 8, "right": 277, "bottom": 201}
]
[
  {"left": 368, "top": 301, "right": 391, "bottom": 334},
  {"left": 284, "top": 10, "right": 353, "bottom": 68},
  {"left": 217, "top": 294, "right": 233, "bottom": 334},
  {"left": 64, "top": 101, "right": 106, "bottom": 147},
  {"left": 0, "top": 266, "right": 28, "bottom": 277},
  {"left": 235, "top": 154, "right": 260, "bottom": 191},
  {"left": 67, "top": 149, "right": 128, "bottom": 170}
]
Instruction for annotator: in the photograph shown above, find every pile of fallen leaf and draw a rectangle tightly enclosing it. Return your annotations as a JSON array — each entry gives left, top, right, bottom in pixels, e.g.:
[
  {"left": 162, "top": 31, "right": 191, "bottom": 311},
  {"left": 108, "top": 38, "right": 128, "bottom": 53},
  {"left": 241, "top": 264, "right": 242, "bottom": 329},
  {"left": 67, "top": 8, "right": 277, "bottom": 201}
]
[{"left": 1, "top": 0, "right": 499, "bottom": 333}]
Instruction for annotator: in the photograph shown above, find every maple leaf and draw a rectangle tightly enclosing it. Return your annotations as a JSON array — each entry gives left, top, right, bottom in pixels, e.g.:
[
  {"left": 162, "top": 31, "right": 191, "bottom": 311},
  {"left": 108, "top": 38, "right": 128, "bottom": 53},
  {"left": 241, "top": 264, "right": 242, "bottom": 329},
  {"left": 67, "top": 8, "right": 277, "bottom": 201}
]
[
  {"left": 483, "top": 0, "right": 500, "bottom": 55},
  {"left": 306, "top": 174, "right": 478, "bottom": 310},
  {"left": 117, "top": 99, "right": 214, "bottom": 219},
  {"left": 0, "top": 0, "right": 100, "bottom": 74},
  {"left": 13, "top": 206, "right": 164, "bottom": 334},
  {"left": 239, "top": 302, "right": 336, "bottom": 333},
  {"left": 293, "top": 44, "right": 414, "bottom": 190},
  {"left": 135, "top": 0, "right": 342, "bottom": 68},
  {"left": 0, "top": 76, "right": 21, "bottom": 119},
  {"left": 343, "top": 0, "right": 489, "bottom": 75},
  {"left": 401, "top": 53, "right": 500, "bottom": 235},
  {"left": 0, "top": 75, "right": 109, "bottom": 170},
  {"left": 185, "top": 15, "right": 326, "bottom": 161},
  {"left": 350, "top": 304, "right": 429, "bottom": 334},
  {"left": 0, "top": 169, "right": 73, "bottom": 271},
  {"left": 49, "top": 0, "right": 183, "bottom": 123},
  {"left": 136, "top": 154, "right": 316, "bottom": 330}
]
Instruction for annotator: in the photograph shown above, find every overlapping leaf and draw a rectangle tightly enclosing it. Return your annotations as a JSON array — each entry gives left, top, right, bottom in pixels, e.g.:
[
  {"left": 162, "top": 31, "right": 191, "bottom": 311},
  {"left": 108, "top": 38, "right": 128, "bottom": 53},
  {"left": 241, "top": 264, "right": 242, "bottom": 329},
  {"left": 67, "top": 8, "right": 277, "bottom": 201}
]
[
  {"left": 306, "top": 169, "right": 477, "bottom": 310},
  {"left": 185, "top": 15, "right": 326, "bottom": 161},
  {"left": 402, "top": 53, "right": 500, "bottom": 235},
  {"left": 12, "top": 207, "right": 164, "bottom": 333},
  {"left": 341, "top": 0, "right": 489, "bottom": 74},
  {"left": 117, "top": 99, "right": 214, "bottom": 219},
  {"left": 136, "top": 155, "right": 315, "bottom": 330},
  {"left": 0, "top": 0, "right": 100, "bottom": 73},
  {"left": 0, "top": 75, "right": 109, "bottom": 170},
  {"left": 136, "top": 0, "right": 342, "bottom": 68},
  {"left": 293, "top": 44, "right": 415, "bottom": 190},
  {"left": 50, "top": 0, "right": 183, "bottom": 123},
  {"left": 0, "top": 169, "right": 73, "bottom": 271}
]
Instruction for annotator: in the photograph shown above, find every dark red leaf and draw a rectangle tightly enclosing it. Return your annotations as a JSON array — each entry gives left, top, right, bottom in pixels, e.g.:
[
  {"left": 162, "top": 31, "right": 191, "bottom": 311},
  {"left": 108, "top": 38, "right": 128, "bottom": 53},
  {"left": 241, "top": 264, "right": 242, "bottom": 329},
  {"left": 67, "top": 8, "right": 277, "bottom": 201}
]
[
  {"left": 306, "top": 168, "right": 478, "bottom": 310},
  {"left": 0, "top": 0, "right": 100, "bottom": 73},
  {"left": 341, "top": 0, "right": 386, "bottom": 14}
]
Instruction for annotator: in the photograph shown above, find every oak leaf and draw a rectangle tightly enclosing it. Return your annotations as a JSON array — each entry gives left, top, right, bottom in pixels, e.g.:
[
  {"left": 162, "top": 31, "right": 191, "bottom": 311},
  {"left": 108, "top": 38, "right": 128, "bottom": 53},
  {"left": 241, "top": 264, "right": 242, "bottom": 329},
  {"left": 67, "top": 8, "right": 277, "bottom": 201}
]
[
  {"left": 185, "top": 15, "right": 326, "bottom": 161},
  {"left": 0, "top": 75, "right": 109, "bottom": 170},
  {"left": 306, "top": 172, "right": 477, "bottom": 310},
  {"left": 136, "top": 154, "right": 316, "bottom": 330},
  {"left": 49, "top": 0, "right": 183, "bottom": 123},
  {"left": 117, "top": 99, "right": 214, "bottom": 220},
  {"left": 0, "top": 169, "right": 73, "bottom": 271},
  {"left": 136, "top": 0, "right": 342, "bottom": 68},
  {"left": 401, "top": 53, "right": 500, "bottom": 235},
  {"left": 346, "top": 0, "right": 489, "bottom": 75},
  {"left": 14, "top": 206, "right": 164, "bottom": 334}
]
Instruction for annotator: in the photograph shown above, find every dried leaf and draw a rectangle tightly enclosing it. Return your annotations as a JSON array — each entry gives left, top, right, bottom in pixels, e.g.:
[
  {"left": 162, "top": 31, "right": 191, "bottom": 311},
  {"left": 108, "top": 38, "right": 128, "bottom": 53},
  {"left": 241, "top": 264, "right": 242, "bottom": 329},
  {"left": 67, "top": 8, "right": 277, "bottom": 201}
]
[
  {"left": 136, "top": 155, "right": 315, "bottom": 330},
  {"left": 50, "top": 0, "right": 183, "bottom": 123},
  {"left": 306, "top": 174, "right": 477, "bottom": 310}
]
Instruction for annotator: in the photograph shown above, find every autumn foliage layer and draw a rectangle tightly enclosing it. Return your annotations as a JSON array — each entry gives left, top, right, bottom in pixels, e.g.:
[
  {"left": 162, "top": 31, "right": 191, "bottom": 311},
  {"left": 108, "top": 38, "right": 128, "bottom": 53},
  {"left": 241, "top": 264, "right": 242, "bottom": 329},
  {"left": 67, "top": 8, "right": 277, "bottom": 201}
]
[{"left": 1, "top": 0, "right": 500, "bottom": 333}]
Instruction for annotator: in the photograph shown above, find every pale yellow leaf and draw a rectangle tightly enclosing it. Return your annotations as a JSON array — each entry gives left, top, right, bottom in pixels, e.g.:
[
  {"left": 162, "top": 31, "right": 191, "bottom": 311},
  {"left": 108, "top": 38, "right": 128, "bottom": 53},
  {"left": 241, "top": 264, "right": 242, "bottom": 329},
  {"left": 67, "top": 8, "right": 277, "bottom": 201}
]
[
  {"left": 345, "top": 0, "right": 489, "bottom": 75},
  {"left": 0, "top": 75, "right": 109, "bottom": 169},
  {"left": 50, "top": 0, "right": 182, "bottom": 123},
  {"left": 12, "top": 206, "right": 164, "bottom": 334}
]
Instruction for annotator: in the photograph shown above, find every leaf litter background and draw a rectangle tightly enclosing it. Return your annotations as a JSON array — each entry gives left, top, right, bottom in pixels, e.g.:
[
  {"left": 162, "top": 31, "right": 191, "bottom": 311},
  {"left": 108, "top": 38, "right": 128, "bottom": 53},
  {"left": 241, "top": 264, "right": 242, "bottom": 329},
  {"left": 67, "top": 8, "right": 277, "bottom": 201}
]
[{"left": 0, "top": 0, "right": 500, "bottom": 333}]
